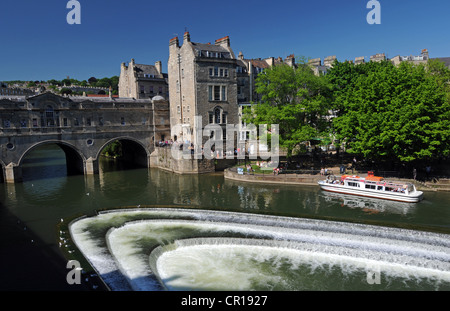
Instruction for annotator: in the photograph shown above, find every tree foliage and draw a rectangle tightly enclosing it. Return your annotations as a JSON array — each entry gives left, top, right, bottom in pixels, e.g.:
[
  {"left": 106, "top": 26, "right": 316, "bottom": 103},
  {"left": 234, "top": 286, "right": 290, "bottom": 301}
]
[
  {"left": 242, "top": 60, "right": 332, "bottom": 156},
  {"left": 326, "top": 59, "right": 450, "bottom": 163}
]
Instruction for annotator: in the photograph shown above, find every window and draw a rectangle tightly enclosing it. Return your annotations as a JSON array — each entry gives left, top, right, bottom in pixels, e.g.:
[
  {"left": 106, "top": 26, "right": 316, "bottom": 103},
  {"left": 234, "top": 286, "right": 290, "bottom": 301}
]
[
  {"left": 63, "top": 118, "right": 68, "bottom": 127},
  {"left": 177, "top": 105, "right": 181, "bottom": 114},
  {"left": 32, "top": 118, "right": 38, "bottom": 127},
  {"left": 209, "top": 113, "right": 214, "bottom": 124},
  {"left": 214, "top": 86, "right": 221, "bottom": 101},
  {"left": 210, "top": 67, "right": 229, "bottom": 77},
  {"left": 45, "top": 106, "right": 55, "bottom": 127},
  {"left": 74, "top": 118, "right": 79, "bottom": 126},
  {"left": 209, "top": 85, "right": 227, "bottom": 101},
  {"left": 150, "top": 86, "right": 154, "bottom": 93},
  {"left": 20, "top": 119, "right": 27, "bottom": 128},
  {"left": 159, "top": 87, "right": 162, "bottom": 94},
  {"left": 99, "top": 117, "right": 104, "bottom": 126},
  {"left": 4, "top": 119, "right": 11, "bottom": 128},
  {"left": 87, "top": 118, "right": 91, "bottom": 126},
  {"left": 222, "top": 113, "right": 227, "bottom": 124},
  {"left": 121, "top": 117, "right": 125, "bottom": 125},
  {"left": 140, "top": 85, "right": 145, "bottom": 93},
  {"left": 221, "top": 86, "right": 226, "bottom": 101},
  {"left": 214, "top": 108, "right": 221, "bottom": 124},
  {"left": 348, "top": 182, "right": 360, "bottom": 187}
]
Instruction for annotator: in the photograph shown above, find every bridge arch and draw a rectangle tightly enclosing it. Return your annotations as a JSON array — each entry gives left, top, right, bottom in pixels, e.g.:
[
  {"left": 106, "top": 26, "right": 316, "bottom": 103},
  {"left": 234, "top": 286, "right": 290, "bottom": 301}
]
[
  {"left": 18, "top": 140, "right": 87, "bottom": 179},
  {"left": 96, "top": 136, "right": 151, "bottom": 169}
]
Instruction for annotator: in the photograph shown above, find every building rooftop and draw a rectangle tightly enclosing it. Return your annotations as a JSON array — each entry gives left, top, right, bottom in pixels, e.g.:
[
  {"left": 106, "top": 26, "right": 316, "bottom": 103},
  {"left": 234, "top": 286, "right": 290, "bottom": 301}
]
[{"left": 134, "top": 64, "right": 161, "bottom": 76}]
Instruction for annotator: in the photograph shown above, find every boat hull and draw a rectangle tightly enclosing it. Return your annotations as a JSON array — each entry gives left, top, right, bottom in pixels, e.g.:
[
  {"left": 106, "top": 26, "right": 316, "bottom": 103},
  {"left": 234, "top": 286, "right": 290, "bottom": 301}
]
[{"left": 318, "top": 182, "right": 423, "bottom": 203}]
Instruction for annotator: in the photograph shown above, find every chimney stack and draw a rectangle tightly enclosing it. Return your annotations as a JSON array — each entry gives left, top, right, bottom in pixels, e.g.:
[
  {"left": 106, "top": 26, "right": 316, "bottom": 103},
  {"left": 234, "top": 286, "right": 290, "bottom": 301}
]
[
  {"left": 155, "top": 61, "right": 162, "bottom": 75},
  {"left": 183, "top": 31, "right": 191, "bottom": 43},
  {"left": 215, "top": 36, "right": 230, "bottom": 47},
  {"left": 169, "top": 36, "right": 179, "bottom": 47}
]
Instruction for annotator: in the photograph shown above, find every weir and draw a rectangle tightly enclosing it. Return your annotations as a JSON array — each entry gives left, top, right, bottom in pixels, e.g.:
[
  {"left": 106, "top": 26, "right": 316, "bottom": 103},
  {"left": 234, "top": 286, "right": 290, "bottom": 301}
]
[{"left": 69, "top": 208, "right": 450, "bottom": 291}]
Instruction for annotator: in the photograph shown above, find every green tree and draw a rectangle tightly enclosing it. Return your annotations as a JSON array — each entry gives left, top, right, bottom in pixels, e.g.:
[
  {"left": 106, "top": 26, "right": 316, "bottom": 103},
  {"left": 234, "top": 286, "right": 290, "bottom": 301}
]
[
  {"left": 243, "top": 60, "right": 332, "bottom": 156},
  {"left": 327, "top": 60, "right": 450, "bottom": 163},
  {"left": 101, "top": 141, "right": 123, "bottom": 158}
]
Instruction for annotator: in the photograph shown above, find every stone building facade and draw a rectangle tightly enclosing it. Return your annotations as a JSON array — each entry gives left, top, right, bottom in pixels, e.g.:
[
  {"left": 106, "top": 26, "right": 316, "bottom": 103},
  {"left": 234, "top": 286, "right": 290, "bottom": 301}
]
[
  {"left": 119, "top": 58, "right": 168, "bottom": 100},
  {"left": 168, "top": 32, "right": 239, "bottom": 147}
]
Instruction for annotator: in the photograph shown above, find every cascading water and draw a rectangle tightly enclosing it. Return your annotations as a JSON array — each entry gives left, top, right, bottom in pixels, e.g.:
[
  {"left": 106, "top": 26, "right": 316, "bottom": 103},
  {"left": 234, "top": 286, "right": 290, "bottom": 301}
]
[{"left": 69, "top": 208, "right": 450, "bottom": 291}]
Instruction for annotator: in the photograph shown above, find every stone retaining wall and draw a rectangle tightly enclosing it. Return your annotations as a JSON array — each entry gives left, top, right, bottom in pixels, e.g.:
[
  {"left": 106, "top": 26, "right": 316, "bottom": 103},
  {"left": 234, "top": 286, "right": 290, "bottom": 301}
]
[{"left": 224, "top": 167, "right": 321, "bottom": 186}]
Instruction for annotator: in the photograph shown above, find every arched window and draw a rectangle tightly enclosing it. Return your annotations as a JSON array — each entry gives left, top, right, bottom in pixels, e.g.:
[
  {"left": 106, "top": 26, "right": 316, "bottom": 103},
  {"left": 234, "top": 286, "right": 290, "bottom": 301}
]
[{"left": 214, "top": 107, "right": 221, "bottom": 124}]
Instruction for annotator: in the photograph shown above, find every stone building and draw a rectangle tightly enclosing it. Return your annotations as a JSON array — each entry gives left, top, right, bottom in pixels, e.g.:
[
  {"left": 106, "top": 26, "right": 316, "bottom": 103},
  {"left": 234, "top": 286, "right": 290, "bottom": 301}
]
[
  {"left": 119, "top": 58, "right": 168, "bottom": 99},
  {"left": 390, "top": 49, "right": 429, "bottom": 66},
  {"left": 168, "top": 32, "right": 239, "bottom": 147},
  {"left": 370, "top": 53, "right": 386, "bottom": 62}
]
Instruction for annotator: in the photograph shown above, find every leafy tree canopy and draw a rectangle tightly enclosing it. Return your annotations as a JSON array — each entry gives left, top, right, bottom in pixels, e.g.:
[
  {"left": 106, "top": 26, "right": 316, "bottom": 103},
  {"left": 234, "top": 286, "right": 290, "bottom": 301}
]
[
  {"left": 326, "top": 59, "right": 450, "bottom": 163},
  {"left": 242, "top": 58, "right": 333, "bottom": 157}
]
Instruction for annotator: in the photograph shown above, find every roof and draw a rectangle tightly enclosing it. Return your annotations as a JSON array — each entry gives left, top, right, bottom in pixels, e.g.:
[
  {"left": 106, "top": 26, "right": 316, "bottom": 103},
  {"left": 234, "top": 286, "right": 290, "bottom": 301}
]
[
  {"left": 134, "top": 64, "right": 162, "bottom": 77},
  {"left": 152, "top": 95, "right": 165, "bottom": 101},
  {"left": 86, "top": 94, "right": 119, "bottom": 98},
  {"left": 191, "top": 42, "right": 233, "bottom": 59},
  {"left": 250, "top": 59, "right": 270, "bottom": 69},
  {"left": 191, "top": 42, "right": 230, "bottom": 53}
]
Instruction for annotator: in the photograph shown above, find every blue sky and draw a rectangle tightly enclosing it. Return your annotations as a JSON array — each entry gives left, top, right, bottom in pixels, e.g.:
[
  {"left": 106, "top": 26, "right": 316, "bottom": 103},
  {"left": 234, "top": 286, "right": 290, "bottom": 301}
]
[{"left": 1, "top": 0, "right": 449, "bottom": 81}]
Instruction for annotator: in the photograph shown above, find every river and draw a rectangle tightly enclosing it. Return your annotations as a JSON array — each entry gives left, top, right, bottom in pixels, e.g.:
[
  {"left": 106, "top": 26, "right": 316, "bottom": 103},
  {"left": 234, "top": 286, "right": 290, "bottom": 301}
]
[{"left": 1, "top": 144, "right": 449, "bottom": 291}]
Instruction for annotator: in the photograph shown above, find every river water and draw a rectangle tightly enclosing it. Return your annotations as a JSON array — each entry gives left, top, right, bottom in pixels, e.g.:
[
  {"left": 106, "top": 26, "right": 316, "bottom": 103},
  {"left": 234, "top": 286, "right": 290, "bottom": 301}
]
[{"left": 1, "top": 145, "right": 449, "bottom": 291}]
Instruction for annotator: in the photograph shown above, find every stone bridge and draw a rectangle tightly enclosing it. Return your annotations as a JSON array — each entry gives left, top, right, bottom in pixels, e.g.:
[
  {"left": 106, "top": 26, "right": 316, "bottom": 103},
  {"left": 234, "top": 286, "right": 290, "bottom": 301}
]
[{"left": 0, "top": 92, "right": 170, "bottom": 183}]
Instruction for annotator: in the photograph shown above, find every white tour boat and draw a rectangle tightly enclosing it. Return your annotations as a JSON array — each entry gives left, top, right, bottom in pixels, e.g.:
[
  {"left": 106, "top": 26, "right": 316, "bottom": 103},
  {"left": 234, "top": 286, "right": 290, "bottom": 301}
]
[{"left": 318, "top": 171, "right": 424, "bottom": 203}]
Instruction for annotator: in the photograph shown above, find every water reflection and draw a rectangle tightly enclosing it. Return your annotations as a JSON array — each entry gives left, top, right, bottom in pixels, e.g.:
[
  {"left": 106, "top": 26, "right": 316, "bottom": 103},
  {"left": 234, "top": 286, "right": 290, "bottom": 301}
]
[{"left": 320, "top": 191, "right": 417, "bottom": 215}]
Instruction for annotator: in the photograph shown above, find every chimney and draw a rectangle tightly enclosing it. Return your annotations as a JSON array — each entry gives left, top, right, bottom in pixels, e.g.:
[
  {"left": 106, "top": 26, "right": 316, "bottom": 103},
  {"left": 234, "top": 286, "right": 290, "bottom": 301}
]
[
  {"left": 169, "top": 36, "right": 179, "bottom": 47},
  {"left": 155, "top": 61, "right": 162, "bottom": 75},
  {"left": 183, "top": 31, "right": 191, "bottom": 43},
  {"left": 238, "top": 51, "right": 244, "bottom": 60},
  {"left": 215, "top": 36, "right": 230, "bottom": 47}
]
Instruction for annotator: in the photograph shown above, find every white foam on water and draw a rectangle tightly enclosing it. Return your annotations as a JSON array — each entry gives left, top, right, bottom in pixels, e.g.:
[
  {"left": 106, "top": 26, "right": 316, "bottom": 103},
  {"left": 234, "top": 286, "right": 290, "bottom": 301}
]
[
  {"left": 154, "top": 240, "right": 450, "bottom": 291},
  {"left": 69, "top": 208, "right": 450, "bottom": 291}
]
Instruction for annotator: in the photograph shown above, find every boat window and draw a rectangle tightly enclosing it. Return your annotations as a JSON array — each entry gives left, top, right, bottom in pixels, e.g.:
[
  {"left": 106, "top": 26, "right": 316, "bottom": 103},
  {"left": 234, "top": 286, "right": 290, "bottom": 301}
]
[
  {"left": 348, "top": 182, "right": 359, "bottom": 187},
  {"left": 365, "top": 184, "right": 376, "bottom": 189}
]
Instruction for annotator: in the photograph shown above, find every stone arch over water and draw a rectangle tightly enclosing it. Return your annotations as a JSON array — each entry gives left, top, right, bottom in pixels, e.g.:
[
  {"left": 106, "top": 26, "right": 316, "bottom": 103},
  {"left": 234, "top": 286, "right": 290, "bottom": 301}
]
[
  {"left": 97, "top": 137, "right": 151, "bottom": 169},
  {"left": 17, "top": 141, "right": 86, "bottom": 181}
]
